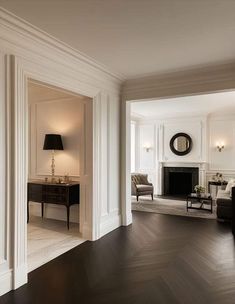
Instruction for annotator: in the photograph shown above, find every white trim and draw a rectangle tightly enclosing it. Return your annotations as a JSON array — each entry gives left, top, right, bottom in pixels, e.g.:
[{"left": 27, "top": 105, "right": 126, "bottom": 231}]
[
  {"left": 206, "top": 170, "right": 235, "bottom": 175},
  {"left": 100, "top": 214, "right": 122, "bottom": 238},
  {"left": 11, "top": 56, "right": 28, "bottom": 289},
  {"left": 121, "top": 100, "right": 132, "bottom": 226},
  {"left": 123, "top": 62, "right": 235, "bottom": 101},
  {"left": 0, "top": 8, "right": 123, "bottom": 83},
  {"left": 0, "top": 53, "right": 8, "bottom": 270},
  {"left": 10, "top": 57, "right": 104, "bottom": 289},
  {"left": 0, "top": 270, "right": 12, "bottom": 296}
]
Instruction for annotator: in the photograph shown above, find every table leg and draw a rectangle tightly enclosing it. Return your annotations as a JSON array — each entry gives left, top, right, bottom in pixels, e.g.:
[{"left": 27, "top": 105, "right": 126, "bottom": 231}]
[
  {"left": 41, "top": 202, "right": 44, "bottom": 218},
  {"left": 27, "top": 200, "right": 29, "bottom": 223},
  {"left": 66, "top": 206, "right": 70, "bottom": 230}
]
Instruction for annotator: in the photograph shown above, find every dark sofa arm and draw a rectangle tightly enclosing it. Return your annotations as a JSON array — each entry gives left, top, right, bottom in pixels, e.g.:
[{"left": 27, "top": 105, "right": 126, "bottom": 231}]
[{"left": 232, "top": 187, "right": 235, "bottom": 235}]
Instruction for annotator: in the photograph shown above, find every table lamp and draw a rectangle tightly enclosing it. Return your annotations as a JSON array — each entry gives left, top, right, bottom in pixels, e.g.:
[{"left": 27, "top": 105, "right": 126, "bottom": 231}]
[{"left": 43, "top": 134, "right": 64, "bottom": 181}]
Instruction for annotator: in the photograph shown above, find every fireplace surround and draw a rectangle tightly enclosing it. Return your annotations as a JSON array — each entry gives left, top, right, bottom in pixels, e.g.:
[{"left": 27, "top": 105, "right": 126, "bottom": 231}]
[{"left": 163, "top": 167, "right": 199, "bottom": 196}]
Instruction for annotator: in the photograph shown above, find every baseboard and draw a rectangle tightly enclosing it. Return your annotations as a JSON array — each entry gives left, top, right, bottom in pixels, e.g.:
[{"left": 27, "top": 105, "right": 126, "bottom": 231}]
[
  {"left": 29, "top": 202, "right": 79, "bottom": 223},
  {"left": 81, "top": 223, "right": 93, "bottom": 241},
  {"left": 13, "top": 263, "right": 27, "bottom": 290},
  {"left": 0, "top": 269, "right": 12, "bottom": 296},
  {"left": 100, "top": 213, "right": 122, "bottom": 238},
  {"left": 122, "top": 212, "right": 133, "bottom": 226}
]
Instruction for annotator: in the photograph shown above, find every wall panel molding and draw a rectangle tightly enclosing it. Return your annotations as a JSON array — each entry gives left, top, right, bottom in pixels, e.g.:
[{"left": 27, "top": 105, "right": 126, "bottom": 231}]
[{"left": 29, "top": 98, "right": 81, "bottom": 178}]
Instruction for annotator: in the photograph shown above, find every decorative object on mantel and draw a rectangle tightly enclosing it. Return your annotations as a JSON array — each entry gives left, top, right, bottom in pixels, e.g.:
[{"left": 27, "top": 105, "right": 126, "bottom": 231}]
[
  {"left": 194, "top": 185, "right": 205, "bottom": 196},
  {"left": 216, "top": 141, "right": 224, "bottom": 152},
  {"left": 169, "top": 132, "right": 192, "bottom": 156},
  {"left": 212, "top": 172, "right": 223, "bottom": 182},
  {"left": 43, "top": 134, "right": 64, "bottom": 182}
]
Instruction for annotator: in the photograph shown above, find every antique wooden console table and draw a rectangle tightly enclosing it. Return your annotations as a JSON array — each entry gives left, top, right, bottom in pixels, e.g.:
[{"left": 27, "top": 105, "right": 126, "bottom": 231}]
[{"left": 27, "top": 180, "right": 80, "bottom": 229}]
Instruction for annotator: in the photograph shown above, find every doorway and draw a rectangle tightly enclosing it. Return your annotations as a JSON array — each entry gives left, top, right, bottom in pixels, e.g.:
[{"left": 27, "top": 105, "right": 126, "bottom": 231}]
[
  {"left": 27, "top": 80, "right": 92, "bottom": 272},
  {"left": 126, "top": 90, "right": 235, "bottom": 220}
]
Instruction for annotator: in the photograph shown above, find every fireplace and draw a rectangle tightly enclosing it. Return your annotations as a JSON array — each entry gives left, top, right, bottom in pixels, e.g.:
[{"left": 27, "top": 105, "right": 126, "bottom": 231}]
[{"left": 163, "top": 167, "right": 199, "bottom": 196}]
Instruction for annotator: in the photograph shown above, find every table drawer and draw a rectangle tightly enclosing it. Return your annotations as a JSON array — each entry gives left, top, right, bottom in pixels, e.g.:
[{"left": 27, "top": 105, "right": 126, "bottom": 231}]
[
  {"left": 45, "top": 185, "right": 67, "bottom": 195},
  {"left": 28, "top": 184, "right": 43, "bottom": 202},
  {"left": 44, "top": 194, "right": 67, "bottom": 204}
]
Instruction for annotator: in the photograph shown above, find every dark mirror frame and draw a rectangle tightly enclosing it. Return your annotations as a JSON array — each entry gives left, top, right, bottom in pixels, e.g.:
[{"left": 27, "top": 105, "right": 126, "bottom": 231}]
[{"left": 169, "top": 132, "right": 192, "bottom": 156}]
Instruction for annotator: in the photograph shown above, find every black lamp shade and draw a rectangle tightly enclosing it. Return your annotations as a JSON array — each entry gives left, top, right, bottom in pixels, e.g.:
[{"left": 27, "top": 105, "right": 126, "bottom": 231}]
[{"left": 43, "top": 134, "right": 64, "bottom": 150}]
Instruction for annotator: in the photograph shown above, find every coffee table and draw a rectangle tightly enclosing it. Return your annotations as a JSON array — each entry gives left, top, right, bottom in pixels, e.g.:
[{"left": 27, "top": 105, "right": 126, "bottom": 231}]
[{"left": 186, "top": 193, "right": 213, "bottom": 213}]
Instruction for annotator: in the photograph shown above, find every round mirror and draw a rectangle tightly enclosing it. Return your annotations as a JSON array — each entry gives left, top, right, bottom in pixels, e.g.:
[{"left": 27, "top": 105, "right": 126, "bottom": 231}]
[{"left": 170, "top": 133, "right": 192, "bottom": 156}]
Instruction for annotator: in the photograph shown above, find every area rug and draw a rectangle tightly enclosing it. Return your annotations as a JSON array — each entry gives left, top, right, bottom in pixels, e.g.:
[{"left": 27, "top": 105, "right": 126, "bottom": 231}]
[{"left": 132, "top": 197, "right": 216, "bottom": 219}]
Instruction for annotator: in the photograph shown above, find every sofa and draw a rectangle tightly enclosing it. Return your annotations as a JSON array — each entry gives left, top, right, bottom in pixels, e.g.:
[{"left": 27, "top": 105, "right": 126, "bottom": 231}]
[
  {"left": 216, "top": 188, "right": 233, "bottom": 220},
  {"left": 131, "top": 173, "right": 154, "bottom": 201},
  {"left": 216, "top": 185, "right": 235, "bottom": 235}
]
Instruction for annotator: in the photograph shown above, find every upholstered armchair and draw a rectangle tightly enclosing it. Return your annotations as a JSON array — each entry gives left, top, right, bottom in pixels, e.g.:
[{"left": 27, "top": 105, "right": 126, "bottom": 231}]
[{"left": 131, "top": 173, "right": 154, "bottom": 201}]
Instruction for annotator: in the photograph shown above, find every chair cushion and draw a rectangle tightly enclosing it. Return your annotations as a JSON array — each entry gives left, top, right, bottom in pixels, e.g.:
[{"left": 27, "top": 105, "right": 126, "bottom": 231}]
[
  {"left": 136, "top": 184, "right": 153, "bottom": 192},
  {"left": 225, "top": 179, "right": 235, "bottom": 194},
  {"left": 132, "top": 174, "right": 149, "bottom": 185},
  {"left": 217, "top": 189, "right": 230, "bottom": 199}
]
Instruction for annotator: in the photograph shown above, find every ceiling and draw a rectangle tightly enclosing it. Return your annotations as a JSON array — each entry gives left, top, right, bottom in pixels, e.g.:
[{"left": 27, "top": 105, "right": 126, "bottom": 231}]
[
  {"left": 1, "top": 0, "right": 235, "bottom": 79},
  {"left": 28, "top": 81, "right": 86, "bottom": 104},
  {"left": 131, "top": 91, "right": 235, "bottom": 119}
]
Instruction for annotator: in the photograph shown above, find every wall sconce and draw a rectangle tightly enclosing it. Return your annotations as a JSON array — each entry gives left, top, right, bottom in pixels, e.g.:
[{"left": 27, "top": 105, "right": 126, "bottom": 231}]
[
  {"left": 216, "top": 141, "right": 224, "bottom": 152},
  {"left": 143, "top": 144, "right": 152, "bottom": 152}
]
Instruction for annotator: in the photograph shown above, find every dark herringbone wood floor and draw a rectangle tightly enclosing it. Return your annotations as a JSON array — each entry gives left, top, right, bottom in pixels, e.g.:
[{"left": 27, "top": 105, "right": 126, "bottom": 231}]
[{"left": 1, "top": 211, "right": 235, "bottom": 304}]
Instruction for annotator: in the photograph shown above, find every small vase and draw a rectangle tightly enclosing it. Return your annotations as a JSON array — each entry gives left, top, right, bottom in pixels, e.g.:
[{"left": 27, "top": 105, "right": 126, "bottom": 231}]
[{"left": 196, "top": 191, "right": 201, "bottom": 196}]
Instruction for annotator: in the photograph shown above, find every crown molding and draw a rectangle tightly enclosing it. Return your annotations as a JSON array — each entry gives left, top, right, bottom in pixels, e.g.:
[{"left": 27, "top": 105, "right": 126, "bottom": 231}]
[
  {"left": 130, "top": 111, "right": 145, "bottom": 120},
  {"left": 0, "top": 7, "right": 124, "bottom": 84},
  {"left": 122, "top": 61, "right": 235, "bottom": 101}
]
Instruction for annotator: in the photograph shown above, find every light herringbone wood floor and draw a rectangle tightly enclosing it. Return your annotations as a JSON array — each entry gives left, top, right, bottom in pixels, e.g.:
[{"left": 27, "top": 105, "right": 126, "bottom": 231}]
[{"left": 1, "top": 212, "right": 234, "bottom": 304}]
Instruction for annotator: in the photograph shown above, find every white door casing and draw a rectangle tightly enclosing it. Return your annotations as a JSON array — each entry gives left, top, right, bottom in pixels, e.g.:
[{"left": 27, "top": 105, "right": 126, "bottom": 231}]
[{"left": 8, "top": 55, "right": 109, "bottom": 289}]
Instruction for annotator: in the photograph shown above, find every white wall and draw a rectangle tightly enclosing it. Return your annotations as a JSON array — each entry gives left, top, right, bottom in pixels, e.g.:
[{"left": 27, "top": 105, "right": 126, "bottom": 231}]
[
  {"left": 161, "top": 118, "right": 206, "bottom": 163},
  {"left": 132, "top": 114, "right": 235, "bottom": 195},
  {"left": 206, "top": 115, "right": 235, "bottom": 183},
  {"left": 132, "top": 116, "right": 206, "bottom": 193},
  {"left": 137, "top": 123, "right": 157, "bottom": 187},
  {"left": 28, "top": 85, "right": 88, "bottom": 223},
  {"left": 130, "top": 122, "right": 136, "bottom": 172},
  {"left": 209, "top": 116, "right": 235, "bottom": 170},
  {"left": 29, "top": 98, "right": 82, "bottom": 178}
]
